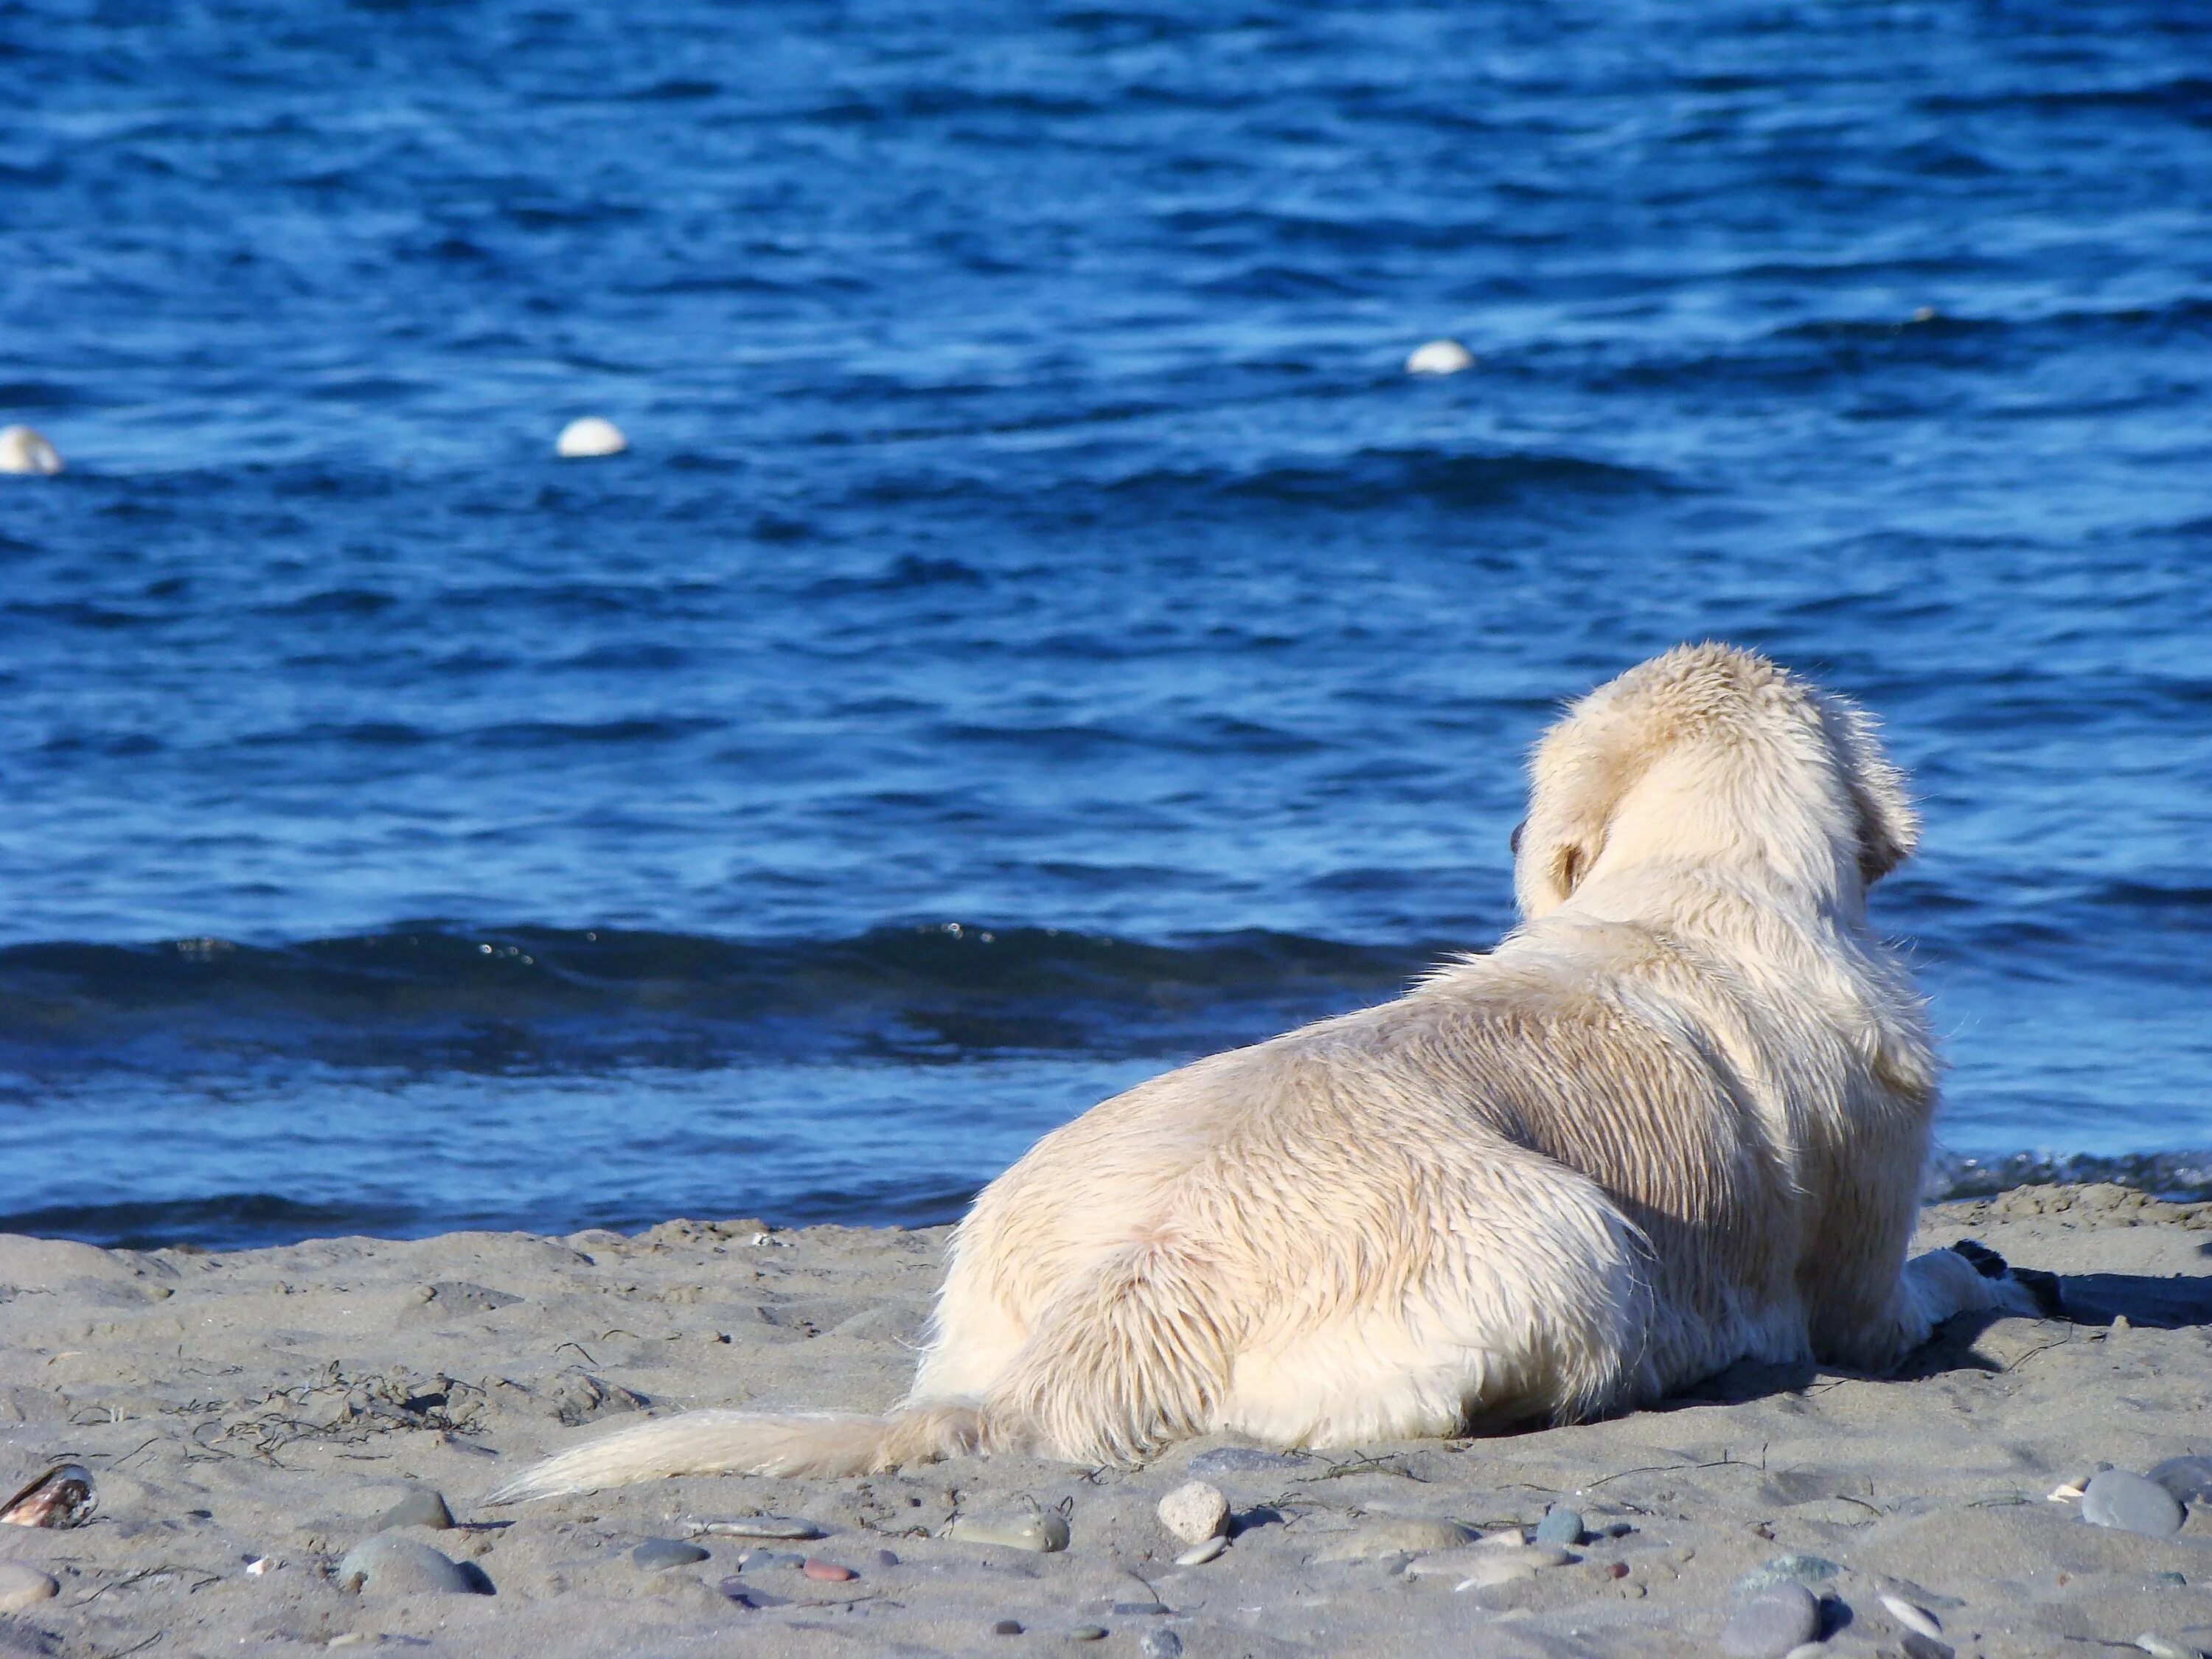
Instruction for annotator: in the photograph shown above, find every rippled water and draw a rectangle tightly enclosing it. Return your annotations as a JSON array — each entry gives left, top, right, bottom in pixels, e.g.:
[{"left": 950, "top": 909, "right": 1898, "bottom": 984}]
[{"left": 4, "top": 1, "right": 2209, "bottom": 1246}]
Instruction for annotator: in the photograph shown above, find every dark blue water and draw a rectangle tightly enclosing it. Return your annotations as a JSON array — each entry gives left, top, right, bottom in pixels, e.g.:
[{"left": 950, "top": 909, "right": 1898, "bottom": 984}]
[{"left": 4, "top": 1, "right": 2210, "bottom": 1248}]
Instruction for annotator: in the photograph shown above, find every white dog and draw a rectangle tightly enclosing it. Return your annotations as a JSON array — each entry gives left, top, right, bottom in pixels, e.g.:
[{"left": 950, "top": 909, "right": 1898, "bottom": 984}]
[{"left": 491, "top": 643, "right": 2041, "bottom": 1501}]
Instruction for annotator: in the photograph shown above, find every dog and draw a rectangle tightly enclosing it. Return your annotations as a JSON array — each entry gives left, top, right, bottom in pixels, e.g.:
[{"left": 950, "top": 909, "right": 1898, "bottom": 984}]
[{"left": 489, "top": 642, "right": 2042, "bottom": 1501}]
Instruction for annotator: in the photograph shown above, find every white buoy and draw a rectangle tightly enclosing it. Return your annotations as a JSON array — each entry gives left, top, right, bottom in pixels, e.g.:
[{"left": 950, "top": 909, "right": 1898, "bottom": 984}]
[
  {"left": 1405, "top": 338, "right": 1475, "bottom": 376},
  {"left": 0, "top": 425, "right": 62, "bottom": 475},
  {"left": 555, "top": 416, "right": 627, "bottom": 458},
  {"left": 1909, "top": 305, "right": 1938, "bottom": 324}
]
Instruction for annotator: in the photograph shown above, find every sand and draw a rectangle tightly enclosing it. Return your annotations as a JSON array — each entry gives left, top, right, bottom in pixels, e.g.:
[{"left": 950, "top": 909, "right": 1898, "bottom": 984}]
[{"left": 1, "top": 1183, "right": 2208, "bottom": 1659}]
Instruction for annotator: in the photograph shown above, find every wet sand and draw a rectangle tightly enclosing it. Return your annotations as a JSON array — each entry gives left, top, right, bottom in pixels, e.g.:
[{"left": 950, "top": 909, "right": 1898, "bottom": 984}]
[{"left": 1, "top": 1183, "right": 2208, "bottom": 1658}]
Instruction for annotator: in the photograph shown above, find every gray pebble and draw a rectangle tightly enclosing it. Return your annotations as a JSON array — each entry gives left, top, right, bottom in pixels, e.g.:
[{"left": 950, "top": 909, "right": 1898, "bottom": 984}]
[
  {"left": 2083, "top": 1469, "right": 2185, "bottom": 1537},
  {"left": 991, "top": 1618, "right": 1022, "bottom": 1635},
  {"left": 874, "top": 1548, "right": 900, "bottom": 1568},
  {"left": 1534, "top": 1505, "right": 1585, "bottom": 1545},
  {"left": 1113, "top": 1601, "right": 1170, "bottom": 1615},
  {"left": 689, "top": 1514, "right": 823, "bottom": 1540},
  {"left": 1186, "top": 1447, "right": 1309, "bottom": 1481},
  {"left": 374, "top": 1488, "right": 455, "bottom": 1531},
  {"left": 2154, "top": 1571, "right": 2188, "bottom": 1588},
  {"left": 738, "top": 1548, "right": 807, "bottom": 1571},
  {"left": 1141, "top": 1632, "right": 1183, "bottom": 1659},
  {"left": 2149, "top": 1456, "right": 2212, "bottom": 1506},
  {"left": 1070, "top": 1627, "right": 1108, "bottom": 1642},
  {"left": 1900, "top": 1633, "right": 1956, "bottom": 1659},
  {"left": 1721, "top": 1582, "right": 1820, "bottom": 1659},
  {"left": 632, "top": 1537, "right": 712, "bottom": 1571},
  {"left": 337, "top": 1534, "right": 481, "bottom": 1596},
  {"left": 948, "top": 1512, "right": 1070, "bottom": 1553},
  {"left": 1733, "top": 1554, "right": 1841, "bottom": 1597}
]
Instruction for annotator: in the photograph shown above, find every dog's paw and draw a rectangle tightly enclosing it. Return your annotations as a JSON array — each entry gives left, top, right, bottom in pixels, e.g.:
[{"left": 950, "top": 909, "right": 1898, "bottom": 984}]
[
  {"left": 1949, "top": 1239, "right": 2065, "bottom": 1318},
  {"left": 2005, "top": 1265, "right": 2065, "bottom": 1318}
]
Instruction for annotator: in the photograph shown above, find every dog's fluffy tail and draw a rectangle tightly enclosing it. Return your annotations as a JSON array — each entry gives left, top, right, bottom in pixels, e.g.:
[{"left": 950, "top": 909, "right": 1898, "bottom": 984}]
[{"left": 484, "top": 1402, "right": 986, "bottom": 1504}]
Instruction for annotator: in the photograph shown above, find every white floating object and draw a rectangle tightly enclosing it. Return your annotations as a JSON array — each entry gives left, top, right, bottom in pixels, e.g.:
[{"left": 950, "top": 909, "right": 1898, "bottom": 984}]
[
  {"left": 1405, "top": 338, "right": 1475, "bottom": 376},
  {"left": 1909, "top": 306, "right": 1939, "bottom": 324},
  {"left": 1880, "top": 1594, "right": 1941, "bottom": 1638},
  {"left": 0, "top": 424, "right": 62, "bottom": 475},
  {"left": 1175, "top": 1534, "right": 1229, "bottom": 1565},
  {"left": 555, "top": 416, "right": 627, "bottom": 458}
]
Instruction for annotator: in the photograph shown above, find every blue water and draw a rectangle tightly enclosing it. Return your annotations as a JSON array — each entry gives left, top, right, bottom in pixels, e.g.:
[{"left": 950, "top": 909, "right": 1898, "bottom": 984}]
[{"left": 4, "top": 1, "right": 2210, "bottom": 1248}]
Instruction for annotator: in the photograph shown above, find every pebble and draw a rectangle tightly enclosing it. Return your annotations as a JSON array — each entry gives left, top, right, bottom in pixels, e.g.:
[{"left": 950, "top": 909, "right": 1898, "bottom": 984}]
[
  {"left": 337, "top": 1534, "right": 481, "bottom": 1596},
  {"left": 1882, "top": 1594, "right": 1942, "bottom": 1639},
  {"left": 0, "top": 425, "right": 62, "bottom": 476},
  {"left": 1733, "top": 1554, "right": 1841, "bottom": 1597},
  {"left": 1479, "top": 1526, "right": 1527, "bottom": 1548},
  {"left": 555, "top": 416, "right": 627, "bottom": 458},
  {"left": 1174, "top": 1535, "right": 1228, "bottom": 1566},
  {"left": 2149, "top": 1456, "right": 2212, "bottom": 1506},
  {"left": 1312, "top": 1518, "right": 1472, "bottom": 1561},
  {"left": 1534, "top": 1506, "right": 1585, "bottom": 1545},
  {"left": 2155, "top": 1571, "right": 2188, "bottom": 1588},
  {"left": 735, "top": 1548, "right": 807, "bottom": 1571},
  {"left": 2134, "top": 1636, "right": 2202, "bottom": 1659},
  {"left": 1141, "top": 1631, "right": 1183, "bottom": 1659},
  {"left": 874, "top": 1548, "right": 900, "bottom": 1568},
  {"left": 1900, "top": 1633, "right": 1956, "bottom": 1659},
  {"left": 1186, "top": 1447, "right": 1310, "bottom": 1481},
  {"left": 949, "top": 1512, "right": 1070, "bottom": 1553},
  {"left": 1405, "top": 338, "right": 1476, "bottom": 376},
  {"left": 0, "top": 1562, "right": 59, "bottom": 1613},
  {"left": 801, "top": 1558, "right": 855, "bottom": 1582},
  {"left": 2083, "top": 1469, "right": 2185, "bottom": 1537},
  {"left": 1720, "top": 1582, "right": 1821, "bottom": 1659},
  {"left": 1113, "top": 1601, "right": 1172, "bottom": 1615},
  {"left": 1070, "top": 1627, "right": 1108, "bottom": 1642},
  {"left": 1453, "top": 1555, "right": 1540, "bottom": 1591},
  {"left": 1409, "top": 1545, "right": 1571, "bottom": 1580},
  {"left": 1157, "top": 1481, "right": 1231, "bottom": 1545},
  {"left": 992, "top": 1618, "right": 1023, "bottom": 1635},
  {"left": 375, "top": 1488, "right": 455, "bottom": 1531},
  {"left": 688, "top": 1515, "right": 823, "bottom": 1540},
  {"left": 632, "top": 1537, "right": 712, "bottom": 1571}
]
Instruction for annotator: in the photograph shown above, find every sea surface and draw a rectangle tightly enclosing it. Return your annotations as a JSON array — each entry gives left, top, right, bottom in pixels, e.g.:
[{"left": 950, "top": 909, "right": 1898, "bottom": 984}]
[{"left": 3, "top": 0, "right": 2209, "bottom": 1249}]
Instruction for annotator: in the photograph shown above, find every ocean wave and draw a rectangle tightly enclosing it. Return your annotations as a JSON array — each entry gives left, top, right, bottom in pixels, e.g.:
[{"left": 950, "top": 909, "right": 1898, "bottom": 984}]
[{"left": 0, "top": 922, "right": 1433, "bottom": 1074}]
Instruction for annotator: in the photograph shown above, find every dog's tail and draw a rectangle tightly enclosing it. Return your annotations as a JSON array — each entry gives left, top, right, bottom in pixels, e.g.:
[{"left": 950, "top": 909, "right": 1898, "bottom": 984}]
[{"left": 484, "top": 1402, "right": 987, "bottom": 1504}]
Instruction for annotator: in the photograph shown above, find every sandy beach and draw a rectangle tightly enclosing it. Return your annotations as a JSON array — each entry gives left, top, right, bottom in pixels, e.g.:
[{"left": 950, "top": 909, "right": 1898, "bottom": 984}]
[{"left": 1, "top": 1183, "right": 2207, "bottom": 1659}]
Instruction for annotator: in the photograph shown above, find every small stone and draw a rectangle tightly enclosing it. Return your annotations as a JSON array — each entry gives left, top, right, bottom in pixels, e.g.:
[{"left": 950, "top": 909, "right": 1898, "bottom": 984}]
[
  {"left": 1882, "top": 1593, "right": 1942, "bottom": 1639},
  {"left": 1781, "top": 1647, "right": 1827, "bottom": 1659},
  {"left": 337, "top": 1534, "right": 481, "bottom": 1596},
  {"left": 1113, "top": 1601, "right": 1171, "bottom": 1615},
  {"left": 1721, "top": 1582, "right": 1820, "bottom": 1658},
  {"left": 1186, "top": 1447, "right": 1310, "bottom": 1481},
  {"left": 556, "top": 416, "right": 627, "bottom": 459},
  {"left": 2135, "top": 1636, "right": 2201, "bottom": 1659},
  {"left": 1174, "top": 1535, "right": 1228, "bottom": 1566},
  {"left": 375, "top": 1489, "right": 455, "bottom": 1531},
  {"left": 1534, "top": 1506, "right": 1585, "bottom": 1545},
  {"left": 1140, "top": 1631, "right": 1183, "bottom": 1659},
  {"left": 1311, "top": 1518, "right": 1472, "bottom": 1561},
  {"left": 949, "top": 1512, "right": 1070, "bottom": 1553},
  {"left": 689, "top": 1515, "right": 823, "bottom": 1540},
  {"left": 2083, "top": 1469, "right": 2185, "bottom": 1537},
  {"left": 1157, "top": 1481, "right": 1231, "bottom": 1545},
  {"left": 1900, "top": 1633, "right": 1955, "bottom": 1659},
  {"left": 0, "top": 1562, "right": 59, "bottom": 1613},
  {"left": 632, "top": 1537, "right": 711, "bottom": 1571},
  {"left": 1478, "top": 1526, "right": 1527, "bottom": 1548},
  {"left": 1453, "top": 1555, "right": 1538, "bottom": 1590},
  {"left": 1410, "top": 1545, "right": 1571, "bottom": 1580},
  {"left": 736, "top": 1548, "right": 807, "bottom": 1570},
  {"left": 1606, "top": 1561, "right": 1630, "bottom": 1579},
  {"left": 801, "top": 1558, "right": 855, "bottom": 1582},
  {"left": 874, "top": 1548, "right": 900, "bottom": 1568},
  {"left": 2149, "top": 1456, "right": 2212, "bottom": 1506},
  {"left": 2154, "top": 1571, "right": 2188, "bottom": 1588},
  {"left": 1733, "top": 1554, "right": 1841, "bottom": 1597},
  {"left": 1070, "top": 1627, "right": 1108, "bottom": 1642},
  {"left": 992, "top": 1618, "right": 1023, "bottom": 1635}
]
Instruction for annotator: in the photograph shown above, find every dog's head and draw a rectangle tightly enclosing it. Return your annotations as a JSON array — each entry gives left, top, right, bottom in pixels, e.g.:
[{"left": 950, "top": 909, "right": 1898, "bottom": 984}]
[{"left": 1513, "top": 644, "right": 1918, "bottom": 921}]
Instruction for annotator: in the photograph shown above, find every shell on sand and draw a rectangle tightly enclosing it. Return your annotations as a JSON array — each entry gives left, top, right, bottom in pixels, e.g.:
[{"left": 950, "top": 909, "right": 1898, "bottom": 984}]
[{"left": 0, "top": 1463, "right": 95, "bottom": 1528}]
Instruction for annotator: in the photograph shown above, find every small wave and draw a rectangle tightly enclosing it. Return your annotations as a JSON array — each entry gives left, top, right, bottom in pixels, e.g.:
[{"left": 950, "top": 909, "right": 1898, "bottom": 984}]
[
  {"left": 0, "top": 923, "right": 1433, "bottom": 1073},
  {"left": 1927, "top": 1148, "right": 2212, "bottom": 1206},
  {"left": 0, "top": 1192, "right": 417, "bottom": 1253}
]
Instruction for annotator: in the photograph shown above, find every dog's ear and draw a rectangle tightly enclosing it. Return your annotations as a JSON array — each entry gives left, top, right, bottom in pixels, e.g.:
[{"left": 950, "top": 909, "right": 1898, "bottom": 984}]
[
  {"left": 1514, "top": 745, "right": 1625, "bottom": 917},
  {"left": 1813, "top": 692, "right": 1919, "bottom": 885}
]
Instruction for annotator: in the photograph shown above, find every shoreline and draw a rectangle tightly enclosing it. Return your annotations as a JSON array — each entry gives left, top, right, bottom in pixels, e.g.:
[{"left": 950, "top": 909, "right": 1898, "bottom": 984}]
[{"left": 2, "top": 1182, "right": 2208, "bottom": 1658}]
